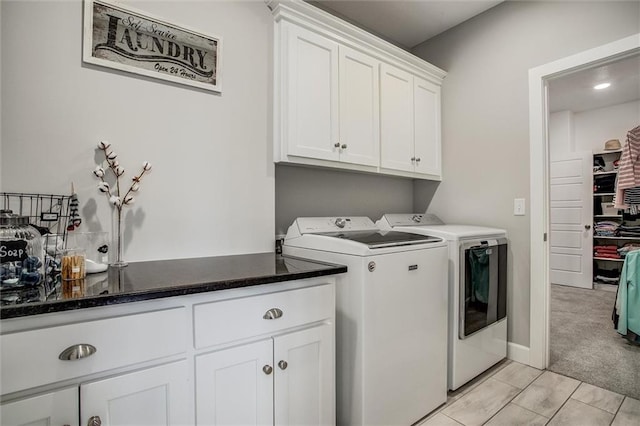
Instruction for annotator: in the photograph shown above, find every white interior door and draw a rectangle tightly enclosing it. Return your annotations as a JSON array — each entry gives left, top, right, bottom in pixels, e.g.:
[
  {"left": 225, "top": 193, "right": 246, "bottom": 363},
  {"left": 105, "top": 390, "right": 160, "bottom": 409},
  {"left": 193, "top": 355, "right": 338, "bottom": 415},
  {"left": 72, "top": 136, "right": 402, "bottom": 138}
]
[{"left": 549, "top": 152, "right": 593, "bottom": 288}]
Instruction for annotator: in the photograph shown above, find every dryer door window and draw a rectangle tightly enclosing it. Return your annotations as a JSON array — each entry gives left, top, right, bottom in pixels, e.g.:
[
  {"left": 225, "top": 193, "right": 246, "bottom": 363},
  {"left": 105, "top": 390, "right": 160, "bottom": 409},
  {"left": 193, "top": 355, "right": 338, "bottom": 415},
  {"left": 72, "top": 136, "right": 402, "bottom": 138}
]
[{"left": 460, "top": 239, "right": 507, "bottom": 339}]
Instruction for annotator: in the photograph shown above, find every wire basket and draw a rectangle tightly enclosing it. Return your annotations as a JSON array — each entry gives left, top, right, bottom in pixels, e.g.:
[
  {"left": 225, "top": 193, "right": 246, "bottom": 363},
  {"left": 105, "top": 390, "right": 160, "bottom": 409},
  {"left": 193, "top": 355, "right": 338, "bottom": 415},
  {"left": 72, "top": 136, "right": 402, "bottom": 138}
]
[{"left": 1, "top": 192, "right": 73, "bottom": 299}]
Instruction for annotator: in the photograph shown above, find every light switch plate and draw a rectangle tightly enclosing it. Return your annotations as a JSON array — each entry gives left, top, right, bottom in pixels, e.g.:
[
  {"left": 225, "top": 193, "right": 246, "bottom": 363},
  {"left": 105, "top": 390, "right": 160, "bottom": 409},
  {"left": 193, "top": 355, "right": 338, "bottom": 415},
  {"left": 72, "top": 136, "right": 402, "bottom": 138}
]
[{"left": 514, "top": 198, "right": 526, "bottom": 216}]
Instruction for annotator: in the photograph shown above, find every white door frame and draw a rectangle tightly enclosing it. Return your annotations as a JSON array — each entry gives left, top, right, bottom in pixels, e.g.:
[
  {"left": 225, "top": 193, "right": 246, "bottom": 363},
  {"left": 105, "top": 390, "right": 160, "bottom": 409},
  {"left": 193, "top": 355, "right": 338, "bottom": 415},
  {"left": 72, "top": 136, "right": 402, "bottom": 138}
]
[{"left": 529, "top": 34, "right": 640, "bottom": 369}]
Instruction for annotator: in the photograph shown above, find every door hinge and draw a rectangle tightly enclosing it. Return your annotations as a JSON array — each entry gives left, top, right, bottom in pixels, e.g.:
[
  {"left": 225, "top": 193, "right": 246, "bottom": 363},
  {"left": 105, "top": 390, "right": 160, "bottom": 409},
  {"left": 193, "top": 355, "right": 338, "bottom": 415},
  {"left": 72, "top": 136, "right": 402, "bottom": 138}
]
[{"left": 543, "top": 233, "right": 548, "bottom": 242}]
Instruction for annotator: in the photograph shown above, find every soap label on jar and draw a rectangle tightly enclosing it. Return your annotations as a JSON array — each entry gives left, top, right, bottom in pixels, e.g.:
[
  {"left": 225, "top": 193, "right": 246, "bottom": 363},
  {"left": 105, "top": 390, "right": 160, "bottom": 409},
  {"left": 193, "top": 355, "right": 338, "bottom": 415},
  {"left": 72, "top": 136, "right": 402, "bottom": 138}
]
[{"left": 0, "top": 241, "right": 29, "bottom": 263}]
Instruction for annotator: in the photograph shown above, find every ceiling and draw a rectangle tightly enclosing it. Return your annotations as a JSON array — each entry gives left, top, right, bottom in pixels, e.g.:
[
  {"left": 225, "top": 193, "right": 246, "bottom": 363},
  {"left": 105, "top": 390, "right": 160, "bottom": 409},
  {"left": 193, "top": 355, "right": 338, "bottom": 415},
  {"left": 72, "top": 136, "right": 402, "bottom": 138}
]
[
  {"left": 548, "top": 55, "right": 640, "bottom": 113},
  {"left": 313, "top": 0, "right": 503, "bottom": 49},
  {"left": 311, "top": 1, "right": 639, "bottom": 113}
]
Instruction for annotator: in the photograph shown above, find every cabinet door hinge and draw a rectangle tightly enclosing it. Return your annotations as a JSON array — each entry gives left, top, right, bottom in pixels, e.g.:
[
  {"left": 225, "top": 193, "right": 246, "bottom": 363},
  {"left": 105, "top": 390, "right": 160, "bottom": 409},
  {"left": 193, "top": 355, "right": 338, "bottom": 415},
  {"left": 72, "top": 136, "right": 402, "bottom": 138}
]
[{"left": 543, "top": 233, "right": 548, "bottom": 242}]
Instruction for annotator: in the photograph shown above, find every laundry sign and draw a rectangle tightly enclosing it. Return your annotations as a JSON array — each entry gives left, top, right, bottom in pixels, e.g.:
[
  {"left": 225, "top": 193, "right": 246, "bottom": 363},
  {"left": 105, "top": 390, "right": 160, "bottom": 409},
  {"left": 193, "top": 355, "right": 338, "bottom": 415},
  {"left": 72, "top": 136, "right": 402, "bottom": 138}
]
[{"left": 83, "top": 0, "right": 222, "bottom": 93}]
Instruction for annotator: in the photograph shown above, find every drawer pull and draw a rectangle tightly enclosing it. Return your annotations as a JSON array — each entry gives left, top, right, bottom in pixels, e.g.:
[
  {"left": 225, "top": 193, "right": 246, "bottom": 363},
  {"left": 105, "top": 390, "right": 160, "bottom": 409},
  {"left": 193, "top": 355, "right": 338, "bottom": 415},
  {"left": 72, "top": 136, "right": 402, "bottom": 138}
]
[
  {"left": 263, "top": 365, "right": 273, "bottom": 375},
  {"left": 278, "top": 360, "right": 288, "bottom": 370},
  {"left": 87, "top": 416, "right": 102, "bottom": 426},
  {"left": 263, "top": 308, "right": 283, "bottom": 320},
  {"left": 58, "top": 343, "right": 97, "bottom": 361}
]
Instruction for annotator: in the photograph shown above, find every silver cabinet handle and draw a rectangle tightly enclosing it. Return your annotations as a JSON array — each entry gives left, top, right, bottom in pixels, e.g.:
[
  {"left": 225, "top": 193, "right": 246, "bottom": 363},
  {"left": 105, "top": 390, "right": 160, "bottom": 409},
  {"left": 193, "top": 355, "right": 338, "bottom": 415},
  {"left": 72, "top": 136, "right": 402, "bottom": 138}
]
[
  {"left": 585, "top": 224, "right": 591, "bottom": 230},
  {"left": 334, "top": 142, "right": 340, "bottom": 148},
  {"left": 87, "top": 416, "right": 102, "bottom": 426},
  {"left": 415, "top": 158, "right": 421, "bottom": 163},
  {"left": 278, "top": 360, "right": 288, "bottom": 370},
  {"left": 263, "top": 308, "right": 283, "bottom": 320},
  {"left": 263, "top": 365, "right": 273, "bottom": 375},
  {"left": 341, "top": 144, "right": 347, "bottom": 149},
  {"left": 411, "top": 157, "right": 416, "bottom": 162},
  {"left": 59, "top": 344, "right": 97, "bottom": 361}
]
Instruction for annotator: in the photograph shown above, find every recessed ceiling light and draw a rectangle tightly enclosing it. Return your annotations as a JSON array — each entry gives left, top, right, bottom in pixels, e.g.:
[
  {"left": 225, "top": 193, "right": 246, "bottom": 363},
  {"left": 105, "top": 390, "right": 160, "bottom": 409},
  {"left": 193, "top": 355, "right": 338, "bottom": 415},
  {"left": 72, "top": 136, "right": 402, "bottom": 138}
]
[{"left": 594, "top": 82, "right": 611, "bottom": 90}]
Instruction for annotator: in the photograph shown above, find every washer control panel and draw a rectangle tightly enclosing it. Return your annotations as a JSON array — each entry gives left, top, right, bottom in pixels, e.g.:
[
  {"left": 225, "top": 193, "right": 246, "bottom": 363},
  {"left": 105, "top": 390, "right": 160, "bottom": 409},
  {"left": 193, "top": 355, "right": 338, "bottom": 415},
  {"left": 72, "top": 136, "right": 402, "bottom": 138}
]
[{"left": 380, "top": 213, "right": 445, "bottom": 227}]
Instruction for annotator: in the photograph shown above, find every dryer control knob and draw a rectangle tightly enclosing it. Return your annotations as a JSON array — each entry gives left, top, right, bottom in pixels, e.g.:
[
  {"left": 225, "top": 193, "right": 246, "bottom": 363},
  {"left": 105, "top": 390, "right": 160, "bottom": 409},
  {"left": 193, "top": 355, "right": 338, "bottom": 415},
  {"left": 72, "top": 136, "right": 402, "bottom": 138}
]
[{"left": 335, "top": 218, "right": 346, "bottom": 228}]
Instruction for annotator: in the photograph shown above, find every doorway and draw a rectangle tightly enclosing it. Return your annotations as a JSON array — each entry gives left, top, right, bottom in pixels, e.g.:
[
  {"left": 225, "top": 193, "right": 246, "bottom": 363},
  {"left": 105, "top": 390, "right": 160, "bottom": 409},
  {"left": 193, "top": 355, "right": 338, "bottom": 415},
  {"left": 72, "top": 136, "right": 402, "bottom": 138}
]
[
  {"left": 545, "top": 55, "right": 640, "bottom": 398},
  {"left": 528, "top": 34, "right": 640, "bottom": 372}
]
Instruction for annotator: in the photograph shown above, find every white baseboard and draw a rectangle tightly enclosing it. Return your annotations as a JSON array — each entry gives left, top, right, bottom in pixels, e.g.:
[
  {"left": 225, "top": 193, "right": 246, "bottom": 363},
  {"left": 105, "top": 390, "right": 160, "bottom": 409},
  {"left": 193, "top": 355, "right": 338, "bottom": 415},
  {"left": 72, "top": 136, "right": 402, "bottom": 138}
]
[{"left": 507, "top": 342, "right": 530, "bottom": 365}]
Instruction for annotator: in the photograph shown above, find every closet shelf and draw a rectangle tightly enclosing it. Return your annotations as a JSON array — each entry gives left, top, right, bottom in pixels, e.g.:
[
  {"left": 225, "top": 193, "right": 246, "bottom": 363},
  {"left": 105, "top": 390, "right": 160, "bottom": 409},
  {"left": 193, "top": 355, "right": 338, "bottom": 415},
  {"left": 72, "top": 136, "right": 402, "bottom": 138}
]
[
  {"left": 593, "top": 257, "right": 625, "bottom": 262},
  {"left": 593, "top": 149, "right": 623, "bottom": 155},
  {"left": 594, "top": 193, "right": 616, "bottom": 196},
  {"left": 594, "top": 171, "right": 618, "bottom": 176},
  {"left": 594, "top": 214, "right": 622, "bottom": 218}
]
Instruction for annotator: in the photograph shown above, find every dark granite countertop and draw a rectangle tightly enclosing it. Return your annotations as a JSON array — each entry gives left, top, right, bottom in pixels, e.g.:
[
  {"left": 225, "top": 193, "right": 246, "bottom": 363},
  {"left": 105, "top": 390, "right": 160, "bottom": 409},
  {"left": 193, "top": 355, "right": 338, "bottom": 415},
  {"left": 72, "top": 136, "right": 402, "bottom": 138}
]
[{"left": 0, "top": 253, "right": 346, "bottom": 319}]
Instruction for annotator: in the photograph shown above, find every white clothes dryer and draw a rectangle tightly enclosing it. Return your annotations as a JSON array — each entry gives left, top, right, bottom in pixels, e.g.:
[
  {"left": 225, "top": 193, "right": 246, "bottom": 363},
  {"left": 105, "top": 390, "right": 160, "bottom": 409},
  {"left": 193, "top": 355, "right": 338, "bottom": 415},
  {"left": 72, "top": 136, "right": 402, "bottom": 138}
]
[
  {"left": 377, "top": 213, "right": 508, "bottom": 391},
  {"left": 284, "top": 217, "right": 448, "bottom": 425}
]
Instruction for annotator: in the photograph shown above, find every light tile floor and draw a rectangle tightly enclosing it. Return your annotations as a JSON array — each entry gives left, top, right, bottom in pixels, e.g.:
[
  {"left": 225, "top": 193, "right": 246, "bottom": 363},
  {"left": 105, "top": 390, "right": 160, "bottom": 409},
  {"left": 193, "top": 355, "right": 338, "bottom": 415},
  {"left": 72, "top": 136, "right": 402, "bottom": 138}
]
[{"left": 418, "top": 360, "right": 640, "bottom": 426}]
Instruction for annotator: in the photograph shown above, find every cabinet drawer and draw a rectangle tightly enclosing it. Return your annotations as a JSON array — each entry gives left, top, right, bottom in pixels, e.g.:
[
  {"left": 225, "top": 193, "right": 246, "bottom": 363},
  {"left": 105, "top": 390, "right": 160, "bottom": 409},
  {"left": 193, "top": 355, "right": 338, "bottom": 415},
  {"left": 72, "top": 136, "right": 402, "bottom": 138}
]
[
  {"left": 1, "top": 307, "right": 187, "bottom": 395},
  {"left": 194, "top": 284, "right": 334, "bottom": 349}
]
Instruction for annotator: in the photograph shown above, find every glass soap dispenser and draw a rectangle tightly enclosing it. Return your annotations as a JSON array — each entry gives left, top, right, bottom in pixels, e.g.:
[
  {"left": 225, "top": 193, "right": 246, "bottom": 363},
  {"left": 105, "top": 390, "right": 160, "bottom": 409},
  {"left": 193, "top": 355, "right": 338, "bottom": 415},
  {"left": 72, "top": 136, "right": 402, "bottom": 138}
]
[{"left": 0, "top": 210, "right": 44, "bottom": 303}]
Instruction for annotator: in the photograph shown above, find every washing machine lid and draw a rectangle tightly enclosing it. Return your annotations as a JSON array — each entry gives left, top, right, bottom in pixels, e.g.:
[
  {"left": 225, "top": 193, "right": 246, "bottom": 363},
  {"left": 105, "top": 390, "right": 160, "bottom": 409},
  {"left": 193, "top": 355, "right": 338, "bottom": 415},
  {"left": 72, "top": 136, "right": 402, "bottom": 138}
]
[
  {"left": 417, "top": 225, "right": 507, "bottom": 240},
  {"left": 378, "top": 213, "right": 506, "bottom": 240},
  {"left": 284, "top": 216, "right": 444, "bottom": 254},
  {"left": 316, "top": 230, "right": 441, "bottom": 248}
]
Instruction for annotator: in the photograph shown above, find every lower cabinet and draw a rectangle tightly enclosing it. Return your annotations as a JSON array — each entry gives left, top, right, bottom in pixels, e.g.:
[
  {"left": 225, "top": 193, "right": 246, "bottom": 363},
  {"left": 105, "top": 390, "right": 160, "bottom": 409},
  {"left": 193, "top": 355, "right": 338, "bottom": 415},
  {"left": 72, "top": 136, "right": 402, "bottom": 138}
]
[
  {"left": 1, "top": 387, "right": 78, "bottom": 426},
  {"left": 196, "top": 323, "right": 334, "bottom": 426},
  {"left": 1, "top": 279, "right": 336, "bottom": 426},
  {"left": 81, "top": 360, "right": 191, "bottom": 426},
  {"left": 1, "top": 361, "right": 191, "bottom": 426}
]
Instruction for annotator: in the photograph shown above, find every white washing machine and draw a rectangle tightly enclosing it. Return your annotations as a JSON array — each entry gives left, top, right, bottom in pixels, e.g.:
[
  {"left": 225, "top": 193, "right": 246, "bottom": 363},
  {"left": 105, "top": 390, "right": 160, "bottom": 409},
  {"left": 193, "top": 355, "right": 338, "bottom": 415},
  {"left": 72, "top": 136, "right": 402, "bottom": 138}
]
[
  {"left": 284, "top": 217, "right": 448, "bottom": 426},
  {"left": 377, "top": 213, "right": 508, "bottom": 391}
]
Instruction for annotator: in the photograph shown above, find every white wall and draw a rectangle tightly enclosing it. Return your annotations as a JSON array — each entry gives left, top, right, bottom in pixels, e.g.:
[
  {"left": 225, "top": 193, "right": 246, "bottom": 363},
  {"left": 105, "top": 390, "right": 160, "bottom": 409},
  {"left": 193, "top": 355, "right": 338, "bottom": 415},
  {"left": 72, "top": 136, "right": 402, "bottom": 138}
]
[
  {"left": 574, "top": 100, "right": 640, "bottom": 152},
  {"left": 549, "top": 110, "right": 574, "bottom": 159},
  {"left": 550, "top": 100, "right": 640, "bottom": 156},
  {"left": 1, "top": 0, "right": 274, "bottom": 261},
  {"left": 412, "top": 1, "right": 640, "bottom": 347}
]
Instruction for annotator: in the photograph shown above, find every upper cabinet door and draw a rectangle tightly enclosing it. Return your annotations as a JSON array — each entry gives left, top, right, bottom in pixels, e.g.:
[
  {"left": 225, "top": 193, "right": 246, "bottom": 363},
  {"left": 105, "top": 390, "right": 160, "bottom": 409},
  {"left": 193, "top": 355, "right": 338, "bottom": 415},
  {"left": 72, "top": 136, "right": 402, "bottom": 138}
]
[
  {"left": 286, "top": 25, "right": 340, "bottom": 161},
  {"left": 414, "top": 77, "right": 441, "bottom": 177},
  {"left": 338, "top": 46, "right": 380, "bottom": 167},
  {"left": 380, "top": 63, "right": 415, "bottom": 173}
]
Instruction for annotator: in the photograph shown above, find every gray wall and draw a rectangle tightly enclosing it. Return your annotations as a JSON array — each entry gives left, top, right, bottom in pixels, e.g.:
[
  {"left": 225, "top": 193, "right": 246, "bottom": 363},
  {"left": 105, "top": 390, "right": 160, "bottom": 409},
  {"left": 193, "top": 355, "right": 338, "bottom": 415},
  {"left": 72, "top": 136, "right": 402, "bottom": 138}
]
[
  {"left": 412, "top": 0, "right": 640, "bottom": 347},
  {"left": 275, "top": 165, "right": 415, "bottom": 235}
]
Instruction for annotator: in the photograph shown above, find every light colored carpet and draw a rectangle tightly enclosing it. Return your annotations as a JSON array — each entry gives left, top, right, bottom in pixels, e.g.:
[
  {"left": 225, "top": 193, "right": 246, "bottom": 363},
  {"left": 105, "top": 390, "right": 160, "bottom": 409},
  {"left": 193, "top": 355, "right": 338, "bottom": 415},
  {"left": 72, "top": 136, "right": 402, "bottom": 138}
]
[{"left": 549, "top": 284, "right": 640, "bottom": 399}]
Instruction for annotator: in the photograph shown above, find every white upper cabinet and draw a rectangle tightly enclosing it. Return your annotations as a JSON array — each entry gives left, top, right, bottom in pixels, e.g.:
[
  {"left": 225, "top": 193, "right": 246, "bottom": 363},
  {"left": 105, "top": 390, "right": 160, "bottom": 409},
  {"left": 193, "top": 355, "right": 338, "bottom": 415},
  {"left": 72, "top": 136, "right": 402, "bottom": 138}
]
[
  {"left": 285, "top": 24, "right": 340, "bottom": 162},
  {"left": 281, "top": 24, "right": 379, "bottom": 169},
  {"left": 380, "top": 63, "right": 415, "bottom": 173},
  {"left": 380, "top": 64, "right": 442, "bottom": 178},
  {"left": 271, "top": 0, "right": 446, "bottom": 180},
  {"left": 414, "top": 76, "right": 442, "bottom": 177},
  {"left": 338, "top": 45, "right": 380, "bottom": 167}
]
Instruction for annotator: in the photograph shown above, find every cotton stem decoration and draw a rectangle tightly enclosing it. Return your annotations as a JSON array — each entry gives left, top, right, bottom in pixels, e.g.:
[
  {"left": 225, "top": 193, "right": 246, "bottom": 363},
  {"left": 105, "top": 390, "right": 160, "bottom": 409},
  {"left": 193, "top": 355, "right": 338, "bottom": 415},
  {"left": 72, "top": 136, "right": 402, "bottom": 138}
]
[{"left": 93, "top": 141, "right": 152, "bottom": 267}]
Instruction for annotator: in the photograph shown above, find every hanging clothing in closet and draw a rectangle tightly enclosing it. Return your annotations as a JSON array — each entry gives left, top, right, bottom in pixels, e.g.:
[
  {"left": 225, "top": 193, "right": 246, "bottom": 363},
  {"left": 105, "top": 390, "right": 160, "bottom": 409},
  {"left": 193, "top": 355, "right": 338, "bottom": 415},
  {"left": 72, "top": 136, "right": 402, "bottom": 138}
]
[
  {"left": 613, "top": 250, "right": 640, "bottom": 343},
  {"left": 614, "top": 125, "right": 640, "bottom": 209}
]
